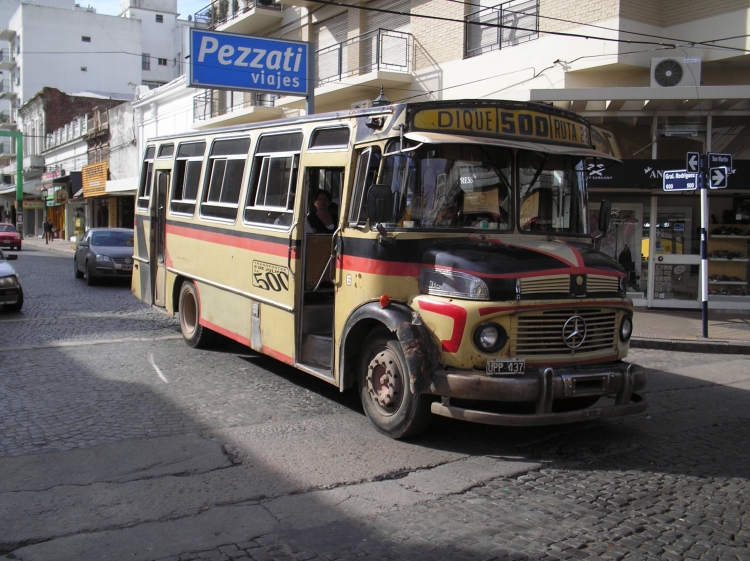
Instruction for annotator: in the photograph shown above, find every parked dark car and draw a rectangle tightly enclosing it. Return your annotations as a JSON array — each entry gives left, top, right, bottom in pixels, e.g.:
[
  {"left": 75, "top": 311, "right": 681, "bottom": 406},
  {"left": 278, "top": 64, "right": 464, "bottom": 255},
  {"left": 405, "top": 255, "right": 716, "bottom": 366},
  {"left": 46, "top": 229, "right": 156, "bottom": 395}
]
[
  {"left": 0, "top": 223, "right": 21, "bottom": 251},
  {"left": 0, "top": 248, "right": 22, "bottom": 311},
  {"left": 74, "top": 228, "right": 135, "bottom": 285}
]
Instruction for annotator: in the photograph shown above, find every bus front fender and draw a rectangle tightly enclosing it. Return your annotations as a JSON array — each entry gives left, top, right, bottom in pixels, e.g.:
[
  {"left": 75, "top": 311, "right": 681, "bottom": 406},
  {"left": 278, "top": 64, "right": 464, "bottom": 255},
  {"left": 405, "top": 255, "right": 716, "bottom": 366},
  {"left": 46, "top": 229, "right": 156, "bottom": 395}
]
[{"left": 339, "top": 302, "right": 438, "bottom": 395}]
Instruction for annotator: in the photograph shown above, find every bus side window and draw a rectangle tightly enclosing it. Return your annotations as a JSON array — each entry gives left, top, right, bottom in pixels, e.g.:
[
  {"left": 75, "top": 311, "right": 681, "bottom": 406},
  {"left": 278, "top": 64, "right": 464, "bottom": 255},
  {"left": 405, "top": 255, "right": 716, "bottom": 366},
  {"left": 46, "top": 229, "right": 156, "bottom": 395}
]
[
  {"left": 200, "top": 137, "right": 251, "bottom": 221},
  {"left": 170, "top": 142, "right": 206, "bottom": 216},
  {"left": 136, "top": 146, "right": 155, "bottom": 210},
  {"left": 348, "top": 146, "right": 381, "bottom": 226}
]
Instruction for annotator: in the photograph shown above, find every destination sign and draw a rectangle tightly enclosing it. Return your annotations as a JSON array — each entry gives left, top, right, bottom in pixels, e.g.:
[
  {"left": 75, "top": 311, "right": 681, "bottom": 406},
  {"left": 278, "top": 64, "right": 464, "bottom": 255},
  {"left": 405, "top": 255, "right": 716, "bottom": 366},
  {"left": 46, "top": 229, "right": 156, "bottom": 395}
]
[
  {"left": 663, "top": 170, "right": 698, "bottom": 191},
  {"left": 410, "top": 106, "right": 591, "bottom": 148}
]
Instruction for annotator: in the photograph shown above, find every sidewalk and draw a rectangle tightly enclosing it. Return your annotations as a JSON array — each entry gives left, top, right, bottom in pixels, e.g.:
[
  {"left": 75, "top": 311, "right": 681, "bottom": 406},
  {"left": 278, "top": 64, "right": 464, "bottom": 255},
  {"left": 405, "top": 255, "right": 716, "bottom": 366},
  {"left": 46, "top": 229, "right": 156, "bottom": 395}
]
[{"left": 19, "top": 235, "right": 750, "bottom": 354}]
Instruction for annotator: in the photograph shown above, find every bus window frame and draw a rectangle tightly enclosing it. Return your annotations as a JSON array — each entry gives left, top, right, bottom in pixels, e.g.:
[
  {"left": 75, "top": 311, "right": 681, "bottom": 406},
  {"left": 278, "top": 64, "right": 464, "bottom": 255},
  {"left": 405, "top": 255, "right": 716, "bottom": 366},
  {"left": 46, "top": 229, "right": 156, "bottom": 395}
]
[
  {"left": 242, "top": 131, "right": 303, "bottom": 231},
  {"left": 198, "top": 136, "right": 251, "bottom": 224},
  {"left": 348, "top": 145, "right": 382, "bottom": 227},
  {"left": 307, "top": 125, "right": 351, "bottom": 152},
  {"left": 157, "top": 143, "right": 175, "bottom": 159},
  {"left": 169, "top": 141, "right": 207, "bottom": 218},
  {"left": 136, "top": 145, "right": 156, "bottom": 211}
]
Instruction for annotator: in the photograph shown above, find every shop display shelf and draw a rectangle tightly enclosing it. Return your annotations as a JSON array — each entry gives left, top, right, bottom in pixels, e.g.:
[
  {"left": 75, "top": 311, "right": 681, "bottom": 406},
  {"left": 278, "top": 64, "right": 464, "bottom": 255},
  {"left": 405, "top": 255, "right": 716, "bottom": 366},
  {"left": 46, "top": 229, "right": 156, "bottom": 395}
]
[
  {"left": 709, "top": 281, "right": 748, "bottom": 285},
  {"left": 709, "top": 258, "right": 748, "bottom": 262},
  {"left": 710, "top": 235, "right": 750, "bottom": 239}
]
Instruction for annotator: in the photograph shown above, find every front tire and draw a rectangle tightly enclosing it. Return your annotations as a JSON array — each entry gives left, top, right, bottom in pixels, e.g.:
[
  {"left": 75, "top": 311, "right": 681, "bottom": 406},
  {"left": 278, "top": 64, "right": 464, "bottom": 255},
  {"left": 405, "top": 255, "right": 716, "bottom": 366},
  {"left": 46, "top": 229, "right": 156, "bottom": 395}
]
[
  {"left": 85, "top": 261, "right": 97, "bottom": 286},
  {"left": 178, "top": 281, "right": 214, "bottom": 348},
  {"left": 358, "top": 330, "right": 431, "bottom": 439}
]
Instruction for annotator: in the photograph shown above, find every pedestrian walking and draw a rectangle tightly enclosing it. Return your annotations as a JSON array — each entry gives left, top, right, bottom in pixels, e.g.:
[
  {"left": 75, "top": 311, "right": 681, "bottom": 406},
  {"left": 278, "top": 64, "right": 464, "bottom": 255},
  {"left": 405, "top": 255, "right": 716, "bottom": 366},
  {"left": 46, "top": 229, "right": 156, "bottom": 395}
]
[{"left": 43, "top": 218, "right": 52, "bottom": 244}]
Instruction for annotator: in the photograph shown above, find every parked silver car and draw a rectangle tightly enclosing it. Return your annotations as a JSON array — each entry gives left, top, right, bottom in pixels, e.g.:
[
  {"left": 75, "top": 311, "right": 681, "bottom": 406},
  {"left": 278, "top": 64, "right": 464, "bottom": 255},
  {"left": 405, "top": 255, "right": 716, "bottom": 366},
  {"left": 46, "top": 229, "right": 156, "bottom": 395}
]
[
  {"left": 74, "top": 228, "right": 135, "bottom": 286},
  {"left": 0, "top": 248, "right": 22, "bottom": 311}
]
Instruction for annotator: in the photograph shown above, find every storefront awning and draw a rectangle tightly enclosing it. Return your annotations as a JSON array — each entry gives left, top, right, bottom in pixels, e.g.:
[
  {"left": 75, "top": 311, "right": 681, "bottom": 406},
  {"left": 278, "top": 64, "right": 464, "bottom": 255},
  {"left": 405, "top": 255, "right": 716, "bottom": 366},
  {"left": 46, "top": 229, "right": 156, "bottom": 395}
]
[{"left": 106, "top": 177, "right": 137, "bottom": 195}]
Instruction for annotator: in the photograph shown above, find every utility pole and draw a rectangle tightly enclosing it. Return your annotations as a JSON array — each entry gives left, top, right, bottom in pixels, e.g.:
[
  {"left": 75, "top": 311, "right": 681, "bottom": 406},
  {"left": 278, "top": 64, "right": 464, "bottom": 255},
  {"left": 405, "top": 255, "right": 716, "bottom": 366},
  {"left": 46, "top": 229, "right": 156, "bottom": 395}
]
[{"left": 0, "top": 130, "right": 24, "bottom": 239}]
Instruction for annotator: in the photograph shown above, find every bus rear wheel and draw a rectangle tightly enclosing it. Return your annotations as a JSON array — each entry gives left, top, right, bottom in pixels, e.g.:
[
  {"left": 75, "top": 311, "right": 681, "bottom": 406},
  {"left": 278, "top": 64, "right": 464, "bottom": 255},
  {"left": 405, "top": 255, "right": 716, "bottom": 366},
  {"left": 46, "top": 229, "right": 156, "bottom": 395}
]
[
  {"left": 178, "top": 282, "right": 214, "bottom": 348},
  {"left": 358, "top": 330, "right": 431, "bottom": 439}
]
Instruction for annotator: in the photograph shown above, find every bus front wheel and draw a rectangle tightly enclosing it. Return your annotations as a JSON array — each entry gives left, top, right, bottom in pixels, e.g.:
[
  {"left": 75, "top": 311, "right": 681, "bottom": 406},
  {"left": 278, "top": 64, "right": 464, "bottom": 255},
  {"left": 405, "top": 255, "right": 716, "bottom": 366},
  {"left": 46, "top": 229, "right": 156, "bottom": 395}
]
[
  {"left": 358, "top": 331, "right": 431, "bottom": 439},
  {"left": 178, "top": 282, "right": 214, "bottom": 348}
]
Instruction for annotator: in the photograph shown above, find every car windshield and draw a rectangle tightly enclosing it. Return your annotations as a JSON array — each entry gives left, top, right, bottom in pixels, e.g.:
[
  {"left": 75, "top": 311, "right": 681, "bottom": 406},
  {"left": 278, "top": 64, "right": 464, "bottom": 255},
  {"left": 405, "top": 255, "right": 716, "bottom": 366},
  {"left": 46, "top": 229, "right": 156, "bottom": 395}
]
[
  {"left": 91, "top": 231, "right": 134, "bottom": 247},
  {"left": 518, "top": 151, "right": 589, "bottom": 235},
  {"left": 0, "top": 224, "right": 16, "bottom": 233},
  {"left": 376, "top": 142, "right": 512, "bottom": 230}
]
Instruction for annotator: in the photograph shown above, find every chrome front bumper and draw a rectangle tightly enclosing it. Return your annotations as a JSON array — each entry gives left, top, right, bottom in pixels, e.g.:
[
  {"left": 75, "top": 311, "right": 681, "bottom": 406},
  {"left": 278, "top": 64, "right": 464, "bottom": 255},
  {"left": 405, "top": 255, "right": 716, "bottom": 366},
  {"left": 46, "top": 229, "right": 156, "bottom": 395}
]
[{"left": 429, "top": 362, "right": 647, "bottom": 427}]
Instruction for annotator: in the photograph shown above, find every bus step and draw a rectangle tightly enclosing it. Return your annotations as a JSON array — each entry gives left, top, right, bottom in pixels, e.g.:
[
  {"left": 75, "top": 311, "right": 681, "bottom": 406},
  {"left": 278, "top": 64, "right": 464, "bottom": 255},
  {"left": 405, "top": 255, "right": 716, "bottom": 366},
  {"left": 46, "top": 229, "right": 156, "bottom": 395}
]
[{"left": 301, "top": 334, "right": 332, "bottom": 368}]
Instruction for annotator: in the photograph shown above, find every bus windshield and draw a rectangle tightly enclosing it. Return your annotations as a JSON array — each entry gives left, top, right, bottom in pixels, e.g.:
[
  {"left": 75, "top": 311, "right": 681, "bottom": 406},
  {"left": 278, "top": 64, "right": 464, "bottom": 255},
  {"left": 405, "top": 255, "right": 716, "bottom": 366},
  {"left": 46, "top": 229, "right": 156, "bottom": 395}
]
[
  {"left": 378, "top": 143, "right": 512, "bottom": 230},
  {"left": 518, "top": 151, "right": 589, "bottom": 235}
]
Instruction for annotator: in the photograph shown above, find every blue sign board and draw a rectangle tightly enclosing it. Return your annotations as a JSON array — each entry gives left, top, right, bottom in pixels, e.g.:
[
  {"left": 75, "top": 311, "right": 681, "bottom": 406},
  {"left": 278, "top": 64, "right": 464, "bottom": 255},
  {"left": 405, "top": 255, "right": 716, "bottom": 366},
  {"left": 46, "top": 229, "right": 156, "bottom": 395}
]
[
  {"left": 663, "top": 170, "right": 697, "bottom": 191},
  {"left": 189, "top": 29, "right": 309, "bottom": 96}
]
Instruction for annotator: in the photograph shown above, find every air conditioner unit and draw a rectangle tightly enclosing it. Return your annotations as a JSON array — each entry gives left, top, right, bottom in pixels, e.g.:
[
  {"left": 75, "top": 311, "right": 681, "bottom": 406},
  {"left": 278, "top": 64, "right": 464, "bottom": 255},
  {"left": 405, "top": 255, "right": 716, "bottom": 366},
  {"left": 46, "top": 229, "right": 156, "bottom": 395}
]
[
  {"left": 351, "top": 100, "right": 372, "bottom": 110},
  {"left": 650, "top": 58, "right": 701, "bottom": 88}
]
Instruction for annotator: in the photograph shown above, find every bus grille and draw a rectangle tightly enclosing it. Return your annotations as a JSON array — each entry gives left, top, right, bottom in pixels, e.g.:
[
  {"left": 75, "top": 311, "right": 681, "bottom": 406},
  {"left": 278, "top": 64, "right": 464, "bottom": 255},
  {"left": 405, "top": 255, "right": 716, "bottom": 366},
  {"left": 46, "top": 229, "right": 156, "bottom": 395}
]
[
  {"left": 512, "top": 308, "right": 618, "bottom": 356},
  {"left": 587, "top": 275, "right": 620, "bottom": 293},
  {"left": 519, "top": 275, "right": 568, "bottom": 295}
]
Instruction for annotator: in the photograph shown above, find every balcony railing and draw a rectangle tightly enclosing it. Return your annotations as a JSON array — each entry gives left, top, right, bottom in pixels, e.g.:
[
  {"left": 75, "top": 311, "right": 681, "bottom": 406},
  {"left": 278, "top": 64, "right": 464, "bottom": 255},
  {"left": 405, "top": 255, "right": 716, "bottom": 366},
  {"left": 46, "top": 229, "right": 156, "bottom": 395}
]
[
  {"left": 0, "top": 111, "right": 10, "bottom": 123},
  {"left": 195, "top": 0, "right": 280, "bottom": 29},
  {"left": 464, "top": 0, "right": 539, "bottom": 59},
  {"left": 194, "top": 90, "right": 278, "bottom": 121},
  {"left": 316, "top": 28, "right": 413, "bottom": 87}
]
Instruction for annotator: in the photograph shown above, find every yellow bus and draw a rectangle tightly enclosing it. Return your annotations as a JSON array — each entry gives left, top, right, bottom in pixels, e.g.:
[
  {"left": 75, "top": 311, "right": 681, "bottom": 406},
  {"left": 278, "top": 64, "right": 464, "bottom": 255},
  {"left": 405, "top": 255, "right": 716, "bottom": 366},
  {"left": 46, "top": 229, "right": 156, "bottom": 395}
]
[{"left": 132, "top": 99, "right": 646, "bottom": 438}]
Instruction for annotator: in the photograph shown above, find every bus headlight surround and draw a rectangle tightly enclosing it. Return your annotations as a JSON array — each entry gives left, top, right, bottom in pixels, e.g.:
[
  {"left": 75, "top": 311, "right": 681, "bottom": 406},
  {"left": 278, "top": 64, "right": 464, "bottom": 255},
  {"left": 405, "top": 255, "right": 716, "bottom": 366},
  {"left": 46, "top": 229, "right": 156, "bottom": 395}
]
[
  {"left": 473, "top": 322, "right": 508, "bottom": 353},
  {"left": 419, "top": 267, "right": 489, "bottom": 300},
  {"left": 0, "top": 275, "right": 17, "bottom": 288},
  {"left": 620, "top": 316, "right": 633, "bottom": 342}
]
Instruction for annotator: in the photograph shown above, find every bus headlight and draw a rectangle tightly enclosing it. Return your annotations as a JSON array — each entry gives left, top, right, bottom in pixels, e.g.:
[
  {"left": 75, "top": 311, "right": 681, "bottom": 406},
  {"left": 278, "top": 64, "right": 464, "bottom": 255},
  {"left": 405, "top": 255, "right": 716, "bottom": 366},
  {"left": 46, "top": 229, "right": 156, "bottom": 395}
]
[
  {"left": 0, "top": 275, "right": 17, "bottom": 288},
  {"left": 419, "top": 267, "right": 489, "bottom": 300},
  {"left": 473, "top": 322, "right": 508, "bottom": 353},
  {"left": 620, "top": 316, "right": 633, "bottom": 342}
]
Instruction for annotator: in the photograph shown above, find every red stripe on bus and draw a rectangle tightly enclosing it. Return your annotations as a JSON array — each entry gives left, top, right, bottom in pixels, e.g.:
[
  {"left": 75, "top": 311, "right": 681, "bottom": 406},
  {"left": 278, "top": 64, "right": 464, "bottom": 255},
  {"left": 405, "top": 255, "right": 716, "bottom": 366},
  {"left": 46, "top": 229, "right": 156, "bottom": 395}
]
[
  {"left": 478, "top": 300, "right": 629, "bottom": 316},
  {"left": 262, "top": 346, "right": 294, "bottom": 365},
  {"left": 167, "top": 223, "right": 297, "bottom": 258},
  {"left": 200, "top": 318, "right": 252, "bottom": 347},
  {"left": 417, "top": 299, "right": 467, "bottom": 353},
  {"left": 341, "top": 255, "right": 421, "bottom": 277}
]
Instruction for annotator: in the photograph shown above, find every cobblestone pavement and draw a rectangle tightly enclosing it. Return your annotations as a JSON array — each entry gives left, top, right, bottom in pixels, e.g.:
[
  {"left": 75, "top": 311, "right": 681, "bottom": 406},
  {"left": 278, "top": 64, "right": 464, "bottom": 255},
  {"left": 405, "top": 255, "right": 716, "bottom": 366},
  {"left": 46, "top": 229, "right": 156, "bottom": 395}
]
[{"left": 1, "top": 247, "right": 749, "bottom": 561}]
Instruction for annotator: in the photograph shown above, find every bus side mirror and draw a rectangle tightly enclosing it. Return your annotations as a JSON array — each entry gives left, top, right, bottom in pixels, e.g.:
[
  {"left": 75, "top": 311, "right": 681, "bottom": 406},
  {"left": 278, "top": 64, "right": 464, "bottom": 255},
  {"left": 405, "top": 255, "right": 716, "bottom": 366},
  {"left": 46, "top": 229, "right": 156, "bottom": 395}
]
[
  {"left": 366, "top": 184, "right": 393, "bottom": 225},
  {"left": 598, "top": 200, "right": 611, "bottom": 233}
]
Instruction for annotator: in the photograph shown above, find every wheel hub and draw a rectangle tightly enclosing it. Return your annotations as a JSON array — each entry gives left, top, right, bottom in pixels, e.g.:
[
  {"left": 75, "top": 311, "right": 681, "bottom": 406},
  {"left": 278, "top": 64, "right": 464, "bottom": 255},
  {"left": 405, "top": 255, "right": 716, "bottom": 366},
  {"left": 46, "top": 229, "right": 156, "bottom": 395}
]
[{"left": 366, "top": 349, "right": 404, "bottom": 413}]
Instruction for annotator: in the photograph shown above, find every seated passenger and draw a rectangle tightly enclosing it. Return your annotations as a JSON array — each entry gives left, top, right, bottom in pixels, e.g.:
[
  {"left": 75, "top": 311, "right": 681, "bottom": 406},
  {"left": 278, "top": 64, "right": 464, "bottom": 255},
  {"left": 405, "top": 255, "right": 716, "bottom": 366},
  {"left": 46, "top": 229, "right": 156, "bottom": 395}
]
[{"left": 306, "top": 189, "right": 338, "bottom": 233}]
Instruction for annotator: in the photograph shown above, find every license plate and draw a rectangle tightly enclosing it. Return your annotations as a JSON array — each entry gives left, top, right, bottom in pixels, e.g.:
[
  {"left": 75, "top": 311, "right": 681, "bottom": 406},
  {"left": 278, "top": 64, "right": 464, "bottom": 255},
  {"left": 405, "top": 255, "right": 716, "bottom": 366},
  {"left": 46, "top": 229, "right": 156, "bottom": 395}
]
[
  {"left": 486, "top": 359, "right": 525, "bottom": 376},
  {"left": 122, "top": 264, "right": 133, "bottom": 271}
]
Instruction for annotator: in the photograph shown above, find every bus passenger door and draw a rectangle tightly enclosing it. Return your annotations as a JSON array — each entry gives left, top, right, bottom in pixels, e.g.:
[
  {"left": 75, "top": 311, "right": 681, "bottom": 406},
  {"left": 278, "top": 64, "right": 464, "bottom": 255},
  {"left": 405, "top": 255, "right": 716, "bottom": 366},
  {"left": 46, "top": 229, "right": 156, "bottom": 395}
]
[
  {"left": 297, "top": 167, "right": 344, "bottom": 378},
  {"left": 151, "top": 170, "right": 169, "bottom": 307}
]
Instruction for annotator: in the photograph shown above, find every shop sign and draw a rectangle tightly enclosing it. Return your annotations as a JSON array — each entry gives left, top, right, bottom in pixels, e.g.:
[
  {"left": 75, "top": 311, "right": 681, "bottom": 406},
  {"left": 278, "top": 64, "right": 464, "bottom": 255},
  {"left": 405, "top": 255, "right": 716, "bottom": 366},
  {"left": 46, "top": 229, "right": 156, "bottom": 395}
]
[
  {"left": 23, "top": 201, "right": 44, "bottom": 209},
  {"left": 41, "top": 170, "right": 63, "bottom": 182}
]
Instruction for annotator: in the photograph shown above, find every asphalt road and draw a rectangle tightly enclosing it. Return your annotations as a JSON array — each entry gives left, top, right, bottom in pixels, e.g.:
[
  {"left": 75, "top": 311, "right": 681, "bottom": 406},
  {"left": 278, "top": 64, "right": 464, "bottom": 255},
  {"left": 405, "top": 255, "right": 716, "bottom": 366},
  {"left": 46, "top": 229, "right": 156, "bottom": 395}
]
[{"left": 1, "top": 247, "right": 748, "bottom": 561}]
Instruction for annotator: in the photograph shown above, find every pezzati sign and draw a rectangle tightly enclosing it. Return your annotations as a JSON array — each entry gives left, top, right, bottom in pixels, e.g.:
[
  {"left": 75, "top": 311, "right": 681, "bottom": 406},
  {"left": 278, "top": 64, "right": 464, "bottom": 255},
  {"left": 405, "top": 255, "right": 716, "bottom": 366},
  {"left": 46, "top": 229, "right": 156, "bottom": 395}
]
[{"left": 189, "top": 29, "right": 309, "bottom": 96}]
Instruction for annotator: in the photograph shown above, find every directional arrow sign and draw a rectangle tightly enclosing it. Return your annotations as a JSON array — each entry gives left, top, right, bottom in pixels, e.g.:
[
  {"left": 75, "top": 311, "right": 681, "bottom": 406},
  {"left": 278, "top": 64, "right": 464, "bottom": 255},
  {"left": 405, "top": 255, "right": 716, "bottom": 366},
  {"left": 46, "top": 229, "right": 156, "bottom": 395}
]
[
  {"left": 708, "top": 152, "right": 732, "bottom": 171},
  {"left": 686, "top": 152, "right": 700, "bottom": 173},
  {"left": 663, "top": 170, "right": 698, "bottom": 191},
  {"left": 710, "top": 166, "right": 728, "bottom": 189}
]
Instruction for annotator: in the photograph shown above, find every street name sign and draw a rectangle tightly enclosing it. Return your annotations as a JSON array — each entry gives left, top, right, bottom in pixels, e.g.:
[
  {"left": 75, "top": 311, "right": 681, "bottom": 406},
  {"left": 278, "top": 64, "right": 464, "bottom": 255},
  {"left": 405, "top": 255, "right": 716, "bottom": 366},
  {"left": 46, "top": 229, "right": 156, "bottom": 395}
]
[
  {"left": 189, "top": 29, "right": 310, "bottom": 96},
  {"left": 708, "top": 152, "right": 732, "bottom": 171},
  {"left": 663, "top": 170, "right": 697, "bottom": 191},
  {"left": 686, "top": 151, "right": 700, "bottom": 173},
  {"left": 710, "top": 167, "right": 728, "bottom": 189}
]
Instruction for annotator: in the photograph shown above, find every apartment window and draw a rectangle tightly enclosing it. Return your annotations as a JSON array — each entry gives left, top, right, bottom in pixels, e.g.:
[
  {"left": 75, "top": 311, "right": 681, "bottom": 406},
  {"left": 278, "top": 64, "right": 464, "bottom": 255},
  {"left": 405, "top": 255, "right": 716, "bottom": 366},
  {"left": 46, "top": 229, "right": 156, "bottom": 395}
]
[
  {"left": 464, "top": 0, "right": 539, "bottom": 59},
  {"left": 155, "top": 14, "right": 164, "bottom": 23},
  {"left": 82, "top": 36, "right": 91, "bottom": 42},
  {"left": 142, "top": 53, "right": 151, "bottom": 71},
  {"left": 81, "top": 67, "right": 87, "bottom": 72},
  {"left": 158, "top": 58, "right": 167, "bottom": 66}
]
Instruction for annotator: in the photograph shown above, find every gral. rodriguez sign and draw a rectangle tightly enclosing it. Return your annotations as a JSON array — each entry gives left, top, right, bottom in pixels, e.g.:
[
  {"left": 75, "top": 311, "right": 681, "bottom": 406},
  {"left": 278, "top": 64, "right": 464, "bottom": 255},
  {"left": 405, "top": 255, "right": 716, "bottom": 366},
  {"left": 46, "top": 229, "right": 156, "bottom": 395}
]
[{"left": 189, "top": 29, "right": 309, "bottom": 96}]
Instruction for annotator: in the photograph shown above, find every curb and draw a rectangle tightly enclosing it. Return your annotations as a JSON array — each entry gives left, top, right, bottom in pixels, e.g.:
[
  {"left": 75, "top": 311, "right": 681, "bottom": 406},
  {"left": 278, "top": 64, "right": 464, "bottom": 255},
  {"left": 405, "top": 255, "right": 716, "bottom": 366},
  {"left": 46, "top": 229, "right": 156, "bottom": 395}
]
[{"left": 631, "top": 337, "right": 750, "bottom": 355}]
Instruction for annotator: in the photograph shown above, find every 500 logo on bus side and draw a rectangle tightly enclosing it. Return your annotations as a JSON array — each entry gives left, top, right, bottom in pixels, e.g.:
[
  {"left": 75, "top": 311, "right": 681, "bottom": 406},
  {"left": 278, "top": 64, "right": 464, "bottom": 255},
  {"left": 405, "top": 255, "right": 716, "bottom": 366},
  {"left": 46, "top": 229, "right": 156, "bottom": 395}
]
[
  {"left": 412, "top": 108, "right": 590, "bottom": 147},
  {"left": 252, "top": 261, "right": 290, "bottom": 292}
]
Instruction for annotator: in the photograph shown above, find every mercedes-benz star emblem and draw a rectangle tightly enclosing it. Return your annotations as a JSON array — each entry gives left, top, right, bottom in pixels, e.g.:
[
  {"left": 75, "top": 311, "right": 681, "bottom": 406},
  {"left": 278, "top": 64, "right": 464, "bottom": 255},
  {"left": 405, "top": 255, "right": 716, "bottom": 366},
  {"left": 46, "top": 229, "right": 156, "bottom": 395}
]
[{"left": 562, "top": 315, "right": 587, "bottom": 349}]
